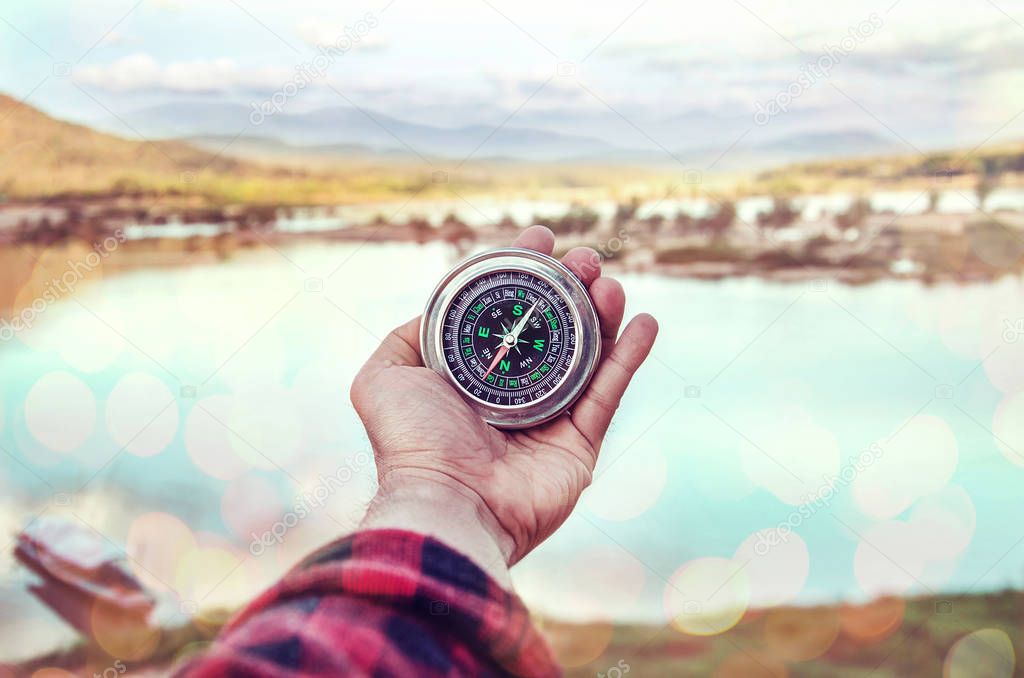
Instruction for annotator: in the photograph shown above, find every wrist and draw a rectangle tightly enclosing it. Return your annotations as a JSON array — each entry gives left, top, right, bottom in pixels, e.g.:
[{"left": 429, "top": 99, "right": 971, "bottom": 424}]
[{"left": 360, "top": 468, "right": 515, "bottom": 588}]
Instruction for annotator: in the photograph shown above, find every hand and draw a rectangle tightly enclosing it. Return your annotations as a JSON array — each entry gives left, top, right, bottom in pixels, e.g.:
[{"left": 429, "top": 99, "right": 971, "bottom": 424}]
[{"left": 351, "top": 226, "right": 658, "bottom": 583}]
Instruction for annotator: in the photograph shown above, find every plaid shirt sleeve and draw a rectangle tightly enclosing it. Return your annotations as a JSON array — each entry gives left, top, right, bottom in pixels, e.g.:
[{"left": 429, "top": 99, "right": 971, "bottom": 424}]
[{"left": 173, "top": 529, "right": 561, "bottom": 678}]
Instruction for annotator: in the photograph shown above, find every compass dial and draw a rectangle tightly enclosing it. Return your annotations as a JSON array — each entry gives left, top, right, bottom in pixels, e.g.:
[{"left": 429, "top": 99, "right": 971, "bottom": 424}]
[
  {"left": 421, "top": 248, "right": 601, "bottom": 429},
  {"left": 441, "top": 270, "right": 577, "bottom": 407}
]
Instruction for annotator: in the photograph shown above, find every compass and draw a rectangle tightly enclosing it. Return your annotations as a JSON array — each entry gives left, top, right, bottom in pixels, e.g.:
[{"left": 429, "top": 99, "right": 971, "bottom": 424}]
[{"left": 420, "top": 247, "right": 601, "bottom": 429}]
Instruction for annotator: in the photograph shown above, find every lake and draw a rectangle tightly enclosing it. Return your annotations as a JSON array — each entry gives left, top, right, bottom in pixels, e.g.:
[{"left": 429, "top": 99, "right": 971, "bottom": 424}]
[{"left": 1, "top": 240, "right": 1023, "bottom": 661}]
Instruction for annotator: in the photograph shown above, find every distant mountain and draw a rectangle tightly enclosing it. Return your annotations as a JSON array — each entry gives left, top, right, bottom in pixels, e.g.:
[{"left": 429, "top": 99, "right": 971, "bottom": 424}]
[
  {"left": 185, "top": 134, "right": 378, "bottom": 159},
  {"left": 558, "top": 129, "right": 901, "bottom": 170},
  {"left": 97, "top": 102, "right": 622, "bottom": 163},
  {"left": 508, "top": 106, "right": 758, "bottom": 152},
  {"left": 754, "top": 130, "right": 899, "bottom": 158},
  {"left": 499, "top": 105, "right": 896, "bottom": 164},
  {"left": 681, "top": 129, "right": 902, "bottom": 170},
  {"left": 59, "top": 91, "right": 906, "bottom": 172},
  {"left": 116, "top": 100, "right": 900, "bottom": 169}
]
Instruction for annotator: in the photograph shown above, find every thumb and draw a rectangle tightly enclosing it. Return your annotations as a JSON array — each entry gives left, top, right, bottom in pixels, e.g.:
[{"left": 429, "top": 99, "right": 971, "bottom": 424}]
[
  {"left": 365, "top": 315, "right": 423, "bottom": 371},
  {"left": 351, "top": 316, "right": 424, "bottom": 412}
]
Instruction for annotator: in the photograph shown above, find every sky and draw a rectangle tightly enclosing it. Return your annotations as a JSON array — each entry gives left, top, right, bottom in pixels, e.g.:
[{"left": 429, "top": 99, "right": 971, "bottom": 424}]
[{"left": 1, "top": 0, "right": 1023, "bottom": 152}]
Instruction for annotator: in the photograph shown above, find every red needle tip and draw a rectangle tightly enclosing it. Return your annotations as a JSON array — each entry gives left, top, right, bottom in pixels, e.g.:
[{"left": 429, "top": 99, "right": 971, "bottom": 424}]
[{"left": 483, "top": 344, "right": 509, "bottom": 381}]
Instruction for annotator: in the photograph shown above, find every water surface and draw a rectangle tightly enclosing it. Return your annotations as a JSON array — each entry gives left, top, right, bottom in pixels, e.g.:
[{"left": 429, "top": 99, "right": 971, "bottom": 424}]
[{"left": 1, "top": 241, "right": 1023, "bottom": 659}]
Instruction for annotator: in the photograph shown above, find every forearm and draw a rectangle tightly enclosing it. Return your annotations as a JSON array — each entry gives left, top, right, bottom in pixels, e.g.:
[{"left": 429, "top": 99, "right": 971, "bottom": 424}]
[{"left": 359, "top": 468, "right": 515, "bottom": 588}]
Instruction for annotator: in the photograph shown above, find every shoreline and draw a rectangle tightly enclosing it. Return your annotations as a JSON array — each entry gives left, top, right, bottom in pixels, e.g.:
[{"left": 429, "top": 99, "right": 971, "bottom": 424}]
[{"left": 3, "top": 196, "right": 1024, "bottom": 325}]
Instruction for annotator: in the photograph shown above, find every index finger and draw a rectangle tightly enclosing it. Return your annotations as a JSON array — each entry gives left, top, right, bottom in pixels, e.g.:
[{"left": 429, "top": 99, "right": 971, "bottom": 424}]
[
  {"left": 512, "top": 225, "right": 555, "bottom": 255},
  {"left": 571, "top": 313, "right": 659, "bottom": 452}
]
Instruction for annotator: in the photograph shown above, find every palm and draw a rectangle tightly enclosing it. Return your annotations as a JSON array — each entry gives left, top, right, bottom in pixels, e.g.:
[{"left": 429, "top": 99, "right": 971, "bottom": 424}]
[
  {"left": 355, "top": 361, "right": 596, "bottom": 562},
  {"left": 351, "top": 226, "right": 658, "bottom": 563}
]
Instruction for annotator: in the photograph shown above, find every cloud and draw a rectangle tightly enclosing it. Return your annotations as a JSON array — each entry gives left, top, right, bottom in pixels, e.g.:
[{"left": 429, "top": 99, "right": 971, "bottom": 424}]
[
  {"left": 295, "top": 16, "right": 388, "bottom": 52},
  {"left": 74, "top": 54, "right": 296, "bottom": 93},
  {"left": 611, "top": 19, "right": 1024, "bottom": 92},
  {"left": 94, "top": 29, "right": 136, "bottom": 49},
  {"left": 850, "top": 23, "right": 1024, "bottom": 77},
  {"left": 493, "top": 73, "right": 586, "bottom": 104}
]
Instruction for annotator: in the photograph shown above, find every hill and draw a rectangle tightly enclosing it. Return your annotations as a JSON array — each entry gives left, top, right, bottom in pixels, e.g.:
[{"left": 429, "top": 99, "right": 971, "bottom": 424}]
[
  {"left": 0, "top": 93, "right": 247, "bottom": 200},
  {"left": 757, "top": 137, "right": 1024, "bottom": 194}
]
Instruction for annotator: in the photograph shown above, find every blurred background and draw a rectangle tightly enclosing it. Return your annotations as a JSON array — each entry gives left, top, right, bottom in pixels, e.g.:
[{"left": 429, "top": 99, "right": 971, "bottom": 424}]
[{"left": 2, "top": 0, "right": 1024, "bottom": 675}]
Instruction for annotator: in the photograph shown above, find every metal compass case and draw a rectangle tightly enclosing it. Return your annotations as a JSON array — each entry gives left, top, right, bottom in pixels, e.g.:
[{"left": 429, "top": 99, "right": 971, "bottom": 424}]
[{"left": 420, "top": 248, "right": 602, "bottom": 429}]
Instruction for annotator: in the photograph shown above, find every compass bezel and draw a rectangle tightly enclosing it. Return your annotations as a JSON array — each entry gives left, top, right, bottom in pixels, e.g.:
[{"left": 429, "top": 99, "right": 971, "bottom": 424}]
[{"left": 421, "top": 247, "right": 601, "bottom": 429}]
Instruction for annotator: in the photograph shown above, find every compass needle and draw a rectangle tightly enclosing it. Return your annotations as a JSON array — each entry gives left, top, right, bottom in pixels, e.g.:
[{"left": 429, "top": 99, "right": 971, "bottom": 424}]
[{"left": 482, "top": 344, "right": 509, "bottom": 381}]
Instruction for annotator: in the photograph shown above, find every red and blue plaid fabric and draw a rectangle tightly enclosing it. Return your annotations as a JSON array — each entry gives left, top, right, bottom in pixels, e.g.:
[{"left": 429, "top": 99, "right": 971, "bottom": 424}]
[{"left": 174, "top": 529, "right": 560, "bottom": 677}]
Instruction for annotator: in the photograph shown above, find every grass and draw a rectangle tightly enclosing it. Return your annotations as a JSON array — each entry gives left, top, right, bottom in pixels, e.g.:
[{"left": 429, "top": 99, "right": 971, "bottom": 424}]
[
  {"left": 753, "top": 141, "right": 1024, "bottom": 196},
  {"left": 548, "top": 591, "right": 1023, "bottom": 677}
]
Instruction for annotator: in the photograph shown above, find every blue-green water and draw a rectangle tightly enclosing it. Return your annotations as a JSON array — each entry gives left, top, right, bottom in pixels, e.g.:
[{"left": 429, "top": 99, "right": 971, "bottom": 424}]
[{"left": 2, "top": 241, "right": 1023, "bottom": 643}]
